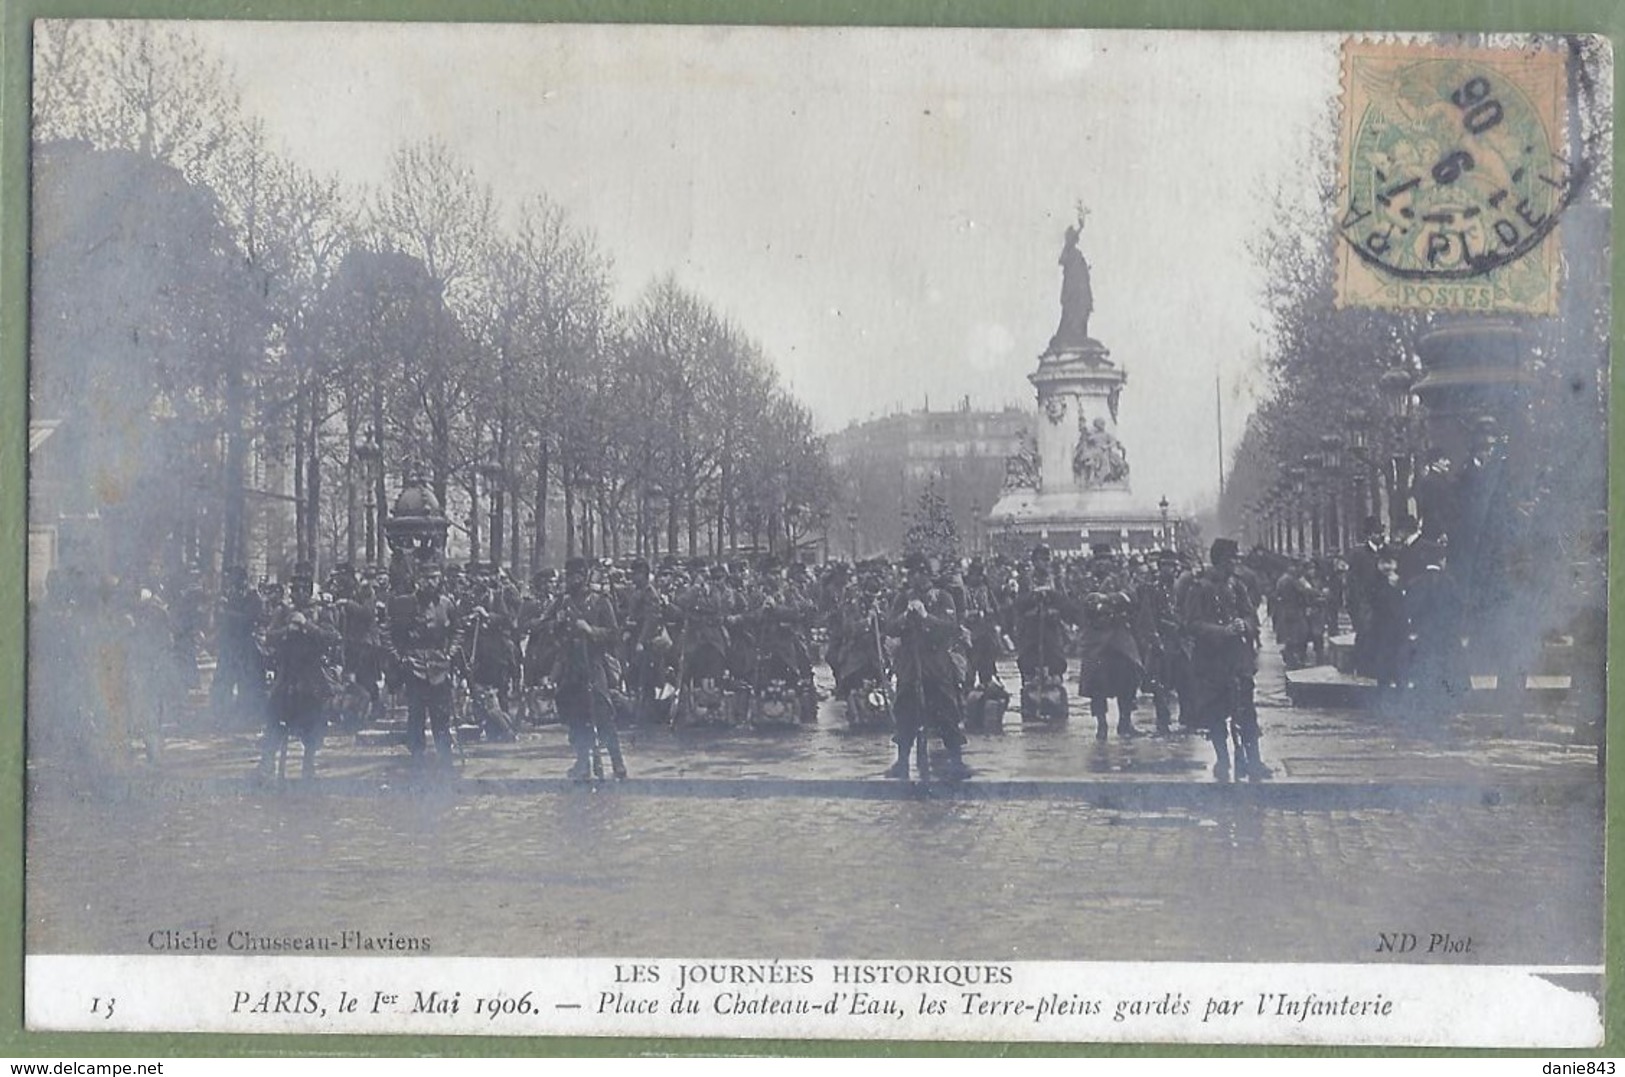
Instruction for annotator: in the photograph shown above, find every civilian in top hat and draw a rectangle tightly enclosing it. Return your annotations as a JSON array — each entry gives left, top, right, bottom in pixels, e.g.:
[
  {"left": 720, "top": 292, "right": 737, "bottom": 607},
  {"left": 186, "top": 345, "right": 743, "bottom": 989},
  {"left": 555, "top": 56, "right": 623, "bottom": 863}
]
[{"left": 1347, "top": 514, "right": 1386, "bottom": 676}]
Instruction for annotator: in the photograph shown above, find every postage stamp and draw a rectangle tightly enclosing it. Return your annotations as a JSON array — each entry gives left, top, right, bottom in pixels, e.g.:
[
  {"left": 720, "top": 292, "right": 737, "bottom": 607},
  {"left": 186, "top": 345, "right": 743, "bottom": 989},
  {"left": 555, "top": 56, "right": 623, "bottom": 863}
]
[{"left": 1335, "top": 40, "right": 1577, "bottom": 314}]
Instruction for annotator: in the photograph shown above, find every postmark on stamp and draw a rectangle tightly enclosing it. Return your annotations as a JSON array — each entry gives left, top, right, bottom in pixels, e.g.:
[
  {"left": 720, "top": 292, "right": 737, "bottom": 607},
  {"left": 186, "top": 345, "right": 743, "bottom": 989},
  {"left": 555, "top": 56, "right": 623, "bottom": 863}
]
[{"left": 1335, "top": 40, "right": 1580, "bottom": 314}]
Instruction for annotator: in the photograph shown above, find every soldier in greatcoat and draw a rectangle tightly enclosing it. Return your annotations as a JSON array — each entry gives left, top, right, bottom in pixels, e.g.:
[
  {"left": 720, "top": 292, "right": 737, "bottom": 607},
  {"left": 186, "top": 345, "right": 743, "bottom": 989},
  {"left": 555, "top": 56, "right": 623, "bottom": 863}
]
[
  {"left": 883, "top": 553, "right": 971, "bottom": 780},
  {"left": 1180, "top": 538, "right": 1273, "bottom": 783}
]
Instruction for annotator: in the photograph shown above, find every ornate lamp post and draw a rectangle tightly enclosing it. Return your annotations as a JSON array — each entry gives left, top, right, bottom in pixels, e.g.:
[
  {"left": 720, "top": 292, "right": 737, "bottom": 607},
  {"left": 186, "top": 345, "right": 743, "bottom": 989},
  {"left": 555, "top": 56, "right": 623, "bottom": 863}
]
[
  {"left": 1319, "top": 433, "right": 1345, "bottom": 553},
  {"left": 1346, "top": 407, "right": 1373, "bottom": 528},
  {"left": 1158, "top": 495, "right": 1170, "bottom": 547},
  {"left": 476, "top": 455, "right": 508, "bottom": 568},
  {"left": 355, "top": 430, "right": 383, "bottom": 566},
  {"left": 1286, "top": 465, "right": 1307, "bottom": 555},
  {"left": 646, "top": 483, "right": 668, "bottom": 560},
  {"left": 1302, "top": 452, "right": 1326, "bottom": 554},
  {"left": 384, "top": 474, "right": 450, "bottom": 593},
  {"left": 1269, "top": 482, "right": 1287, "bottom": 553},
  {"left": 1379, "top": 366, "right": 1417, "bottom": 531}
]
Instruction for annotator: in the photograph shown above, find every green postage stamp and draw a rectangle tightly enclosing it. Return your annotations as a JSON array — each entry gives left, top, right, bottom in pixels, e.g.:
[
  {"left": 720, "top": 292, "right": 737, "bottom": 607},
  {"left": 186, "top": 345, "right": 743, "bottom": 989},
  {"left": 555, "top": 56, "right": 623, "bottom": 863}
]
[{"left": 1336, "top": 40, "right": 1578, "bottom": 314}]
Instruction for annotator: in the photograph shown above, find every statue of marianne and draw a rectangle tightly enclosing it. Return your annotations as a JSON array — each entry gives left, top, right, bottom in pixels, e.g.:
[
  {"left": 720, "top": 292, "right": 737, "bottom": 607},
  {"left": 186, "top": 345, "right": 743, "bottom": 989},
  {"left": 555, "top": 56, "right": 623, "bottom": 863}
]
[{"left": 1046, "top": 217, "right": 1093, "bottom": 356}]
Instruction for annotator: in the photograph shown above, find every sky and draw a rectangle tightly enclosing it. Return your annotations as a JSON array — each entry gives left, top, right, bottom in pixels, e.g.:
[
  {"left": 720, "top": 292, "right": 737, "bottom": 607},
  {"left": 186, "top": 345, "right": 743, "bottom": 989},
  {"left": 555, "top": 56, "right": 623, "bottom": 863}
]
[{"left": 183, "top": 23, "right": 1339, "bottom": 513}]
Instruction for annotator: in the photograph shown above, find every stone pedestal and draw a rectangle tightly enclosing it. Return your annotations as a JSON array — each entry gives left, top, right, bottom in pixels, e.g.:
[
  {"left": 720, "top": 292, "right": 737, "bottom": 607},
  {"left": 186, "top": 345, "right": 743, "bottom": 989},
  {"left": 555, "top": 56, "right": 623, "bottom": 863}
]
[
  {"left": 989, "top": 338, "right": 1169, "bottom": 554},
  {"left": 1030, "top": 340, "right": 1128, "bottom": 496}
]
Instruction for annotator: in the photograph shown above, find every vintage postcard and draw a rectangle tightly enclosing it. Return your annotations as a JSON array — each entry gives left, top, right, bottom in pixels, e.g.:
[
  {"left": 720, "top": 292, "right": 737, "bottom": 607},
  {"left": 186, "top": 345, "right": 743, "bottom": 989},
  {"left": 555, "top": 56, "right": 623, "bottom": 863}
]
[{"left": 20, "top": 23, "right": 1612, "bottom": 1048}]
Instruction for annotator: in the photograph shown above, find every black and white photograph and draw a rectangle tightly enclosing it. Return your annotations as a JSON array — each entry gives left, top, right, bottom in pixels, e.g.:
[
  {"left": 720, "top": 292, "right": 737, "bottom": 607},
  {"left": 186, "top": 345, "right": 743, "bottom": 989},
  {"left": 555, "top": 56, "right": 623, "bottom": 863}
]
[{"left": 21, "top": 21, "right": 1612, "bottom": 1046}]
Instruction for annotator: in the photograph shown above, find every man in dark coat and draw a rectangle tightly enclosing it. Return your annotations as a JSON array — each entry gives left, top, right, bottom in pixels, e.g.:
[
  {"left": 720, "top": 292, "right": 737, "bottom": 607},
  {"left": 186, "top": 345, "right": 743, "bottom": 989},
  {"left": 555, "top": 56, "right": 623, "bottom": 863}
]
[
  {"left": 1367, "top": 550, "right": 1407, "bottom": 692},
  {"left": 674, "top": 561, "right": 735, "bottom": 691},
  {"left": 211, "top": 565, "right": 266, "bottom": 727},
  {"left": 258, "top": 609, "right": 341, "bottom": 779},
  {"left": 1403, "top": 549, "right": 1463, "bottom": 718},
  {"left": 460, "top": 605, "right": 520, "bottom": 742},
  {"left": 1272, "top": 559, "right": 1321, "bottom": 670},
  {"left": 389, "top": 560, "right": 459, "bottom": 766},
  {"left": 1077, "top": 544, "right": 1149, "bottom": 740},
  {"left": 1180, "top": 538, "right": 1271, "bottom": 782},
  {"left": 1143, "top": 550, "right": 1188, "bottom": 731},
  {"left": 1012, "top": 544, "right": 1081, "bottom": 720},
  {"left": 618, "top": 558, "right": 669, "bottom": 721},
  {"left": 335, "top": 575, "right": 385, "bottom": 727},
  {"left": 548, "top": 558, "right": 626, "bottom": 779},
  {"left": 744, "top": 557, "right": 815, "bottom": 690},
  {"left": 961, "top": 558, "right": 1005, "bottom": 696},
  {"left": 1347, "top": 515, "right": 1386, "bottom": 676},
  {"left": 884, "top": 553, "right": 971, "bottom": 780}
]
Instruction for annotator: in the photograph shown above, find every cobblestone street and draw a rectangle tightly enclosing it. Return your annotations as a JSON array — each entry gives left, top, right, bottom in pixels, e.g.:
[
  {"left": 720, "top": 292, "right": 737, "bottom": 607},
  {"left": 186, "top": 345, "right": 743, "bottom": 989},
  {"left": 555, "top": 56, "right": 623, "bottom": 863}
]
[{"left": 26, "top": 779, "right": 1603, "bottom": 964}]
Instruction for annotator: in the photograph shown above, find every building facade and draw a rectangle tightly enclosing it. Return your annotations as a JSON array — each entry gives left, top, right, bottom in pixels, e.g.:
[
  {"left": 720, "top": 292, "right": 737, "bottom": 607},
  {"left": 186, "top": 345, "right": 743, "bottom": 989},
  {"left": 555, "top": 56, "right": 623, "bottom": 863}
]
[{"left": 826, "top": 399, "right": 1031, "bottom": 558}]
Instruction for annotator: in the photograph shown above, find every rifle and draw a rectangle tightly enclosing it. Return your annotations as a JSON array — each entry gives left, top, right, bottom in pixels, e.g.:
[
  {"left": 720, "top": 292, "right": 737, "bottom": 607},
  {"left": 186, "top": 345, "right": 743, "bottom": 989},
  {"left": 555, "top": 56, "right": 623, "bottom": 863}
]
[
  {"left": 901, "top": 595, "right": 931, "bottom": 778},
  {"left": 746, "top": 603, "right": 768, "bottom": 726},
  {"left": 872, "top": 601, "right": 897, "bottom": 734},
  {"left": 1031, "top": 583, "right": 1048, "bottom": 718},
  {"left": 670, "top": 616, "right": 690, "bottom": 729}
]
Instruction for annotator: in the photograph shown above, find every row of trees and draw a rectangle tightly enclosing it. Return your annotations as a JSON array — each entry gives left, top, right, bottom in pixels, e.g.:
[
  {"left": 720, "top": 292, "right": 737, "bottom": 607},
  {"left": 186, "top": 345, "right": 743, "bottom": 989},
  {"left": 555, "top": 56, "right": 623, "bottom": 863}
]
[{"left": 32, "top": 21, "right": 834, "bottom": 590}]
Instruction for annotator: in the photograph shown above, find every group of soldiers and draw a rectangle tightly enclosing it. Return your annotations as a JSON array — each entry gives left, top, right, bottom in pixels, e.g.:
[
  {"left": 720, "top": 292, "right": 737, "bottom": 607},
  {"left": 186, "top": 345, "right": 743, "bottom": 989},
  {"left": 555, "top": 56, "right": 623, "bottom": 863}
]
[{"left": 37, "top": 530, "right": 1282, "bottom": 785}]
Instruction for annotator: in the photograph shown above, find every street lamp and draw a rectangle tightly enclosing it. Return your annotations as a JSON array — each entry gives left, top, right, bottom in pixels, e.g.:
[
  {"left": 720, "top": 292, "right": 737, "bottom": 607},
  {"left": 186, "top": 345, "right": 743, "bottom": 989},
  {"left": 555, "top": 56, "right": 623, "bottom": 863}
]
[
  {"left": 1380, "top": 366, "right": 1418, "bottom": 531},
  {"left": 1286, "top": 465, "right": 1307, "bottom": 555},
  {"left": 1303, "top": 452, "right": 1326, "bottom": 555},
  {"left": 1262, "top": 487, "right": 1276, "bottom": 553},
  {"left": 476, "top": 455, "right": 508, "bottom": 568},
  {"left": 1319, "top": 433, "right": 1345, "bottom": 552},
  {"left": 646, "top": 483, "right": 668, "bottom": 560},
  {"left": 355, "top": 430, "right": 383, "bottom": 565},
  {"left": 1158, "top": 495, "right": 1170, "bottom": 547},
  {"left": 1379, "top": 367, "right": 1417, "bottom": 422},
  {"left": 1346, "top": 407, "right": 1374, "bottom": 525}
]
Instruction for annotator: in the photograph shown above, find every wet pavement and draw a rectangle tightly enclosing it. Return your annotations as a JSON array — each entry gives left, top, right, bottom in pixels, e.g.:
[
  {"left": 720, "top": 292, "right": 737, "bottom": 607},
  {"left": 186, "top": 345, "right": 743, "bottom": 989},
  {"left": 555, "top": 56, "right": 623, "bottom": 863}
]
[
  {"left": 26, "top": 775, "right": 1604, "bottom": 962},
  {"left": 24, "top": 638, "right": 1605, "bottom": 963},
  {"left": 41, "top": 649, "right": 1601, "bottom": 795}
]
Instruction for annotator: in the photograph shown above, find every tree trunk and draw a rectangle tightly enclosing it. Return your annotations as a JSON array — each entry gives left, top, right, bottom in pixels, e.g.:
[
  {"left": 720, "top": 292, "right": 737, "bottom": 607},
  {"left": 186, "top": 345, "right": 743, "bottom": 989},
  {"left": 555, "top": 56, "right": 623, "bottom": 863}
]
[
  {"left": 532, "top": 437, "right": 550, "bottom": 576},
  {"left": 564, "top": 472, "right": 576, "bottom": 560},
  {"left": 686, "top": 490, "right": 698, "bottom": 557},
  {"left": 221, "top": 349, "right": 248, "bottom": 573},
  {"left": 344, "top": 405, "right": 359, "bottom": 566},
  {"left": 490, "top": 422, "right": 507, "bottom": 566},
  {"left": 371, "top": 387, "right": 386, "bottom": 567},
  {"left": 305, "top": 382, "right": 323, "bottom": 575},
  {"left": 508, "top": 471, "right": 522, "bottom": 579},
  {"left": 293, "top": 385, "right": 307, "bottom": 566}
]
